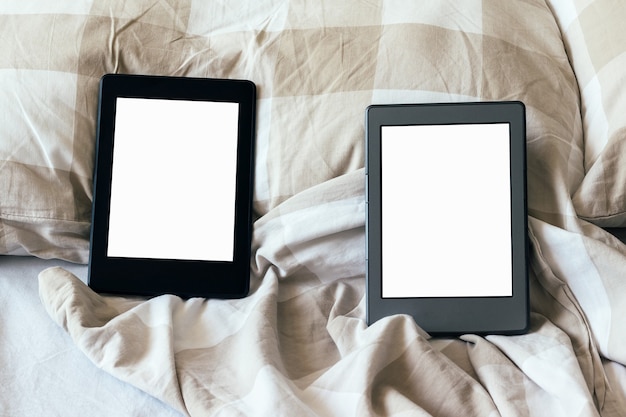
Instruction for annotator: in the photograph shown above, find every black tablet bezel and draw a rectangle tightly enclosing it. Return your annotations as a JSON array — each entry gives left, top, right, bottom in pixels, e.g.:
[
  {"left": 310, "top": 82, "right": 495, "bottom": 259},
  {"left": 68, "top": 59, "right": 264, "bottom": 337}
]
[
  {"left": 88, "top": 74, "right": 256, "bottom": 298},
  {"left": 366, "top": 102, "right": 528, "bottom": 335}
]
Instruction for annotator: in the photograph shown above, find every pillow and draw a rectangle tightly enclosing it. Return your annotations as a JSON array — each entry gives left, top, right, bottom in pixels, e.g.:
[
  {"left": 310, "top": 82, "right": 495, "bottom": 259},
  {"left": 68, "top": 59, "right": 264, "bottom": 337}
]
[
  {"left": 548, "top": 0, "right": 626, "bottom": 226},
  {"left": 0, "top": 0, "right": 581, "bottom": 262},
  {"left": 0, "top": 10, "right": 94, "bottom": 262}
]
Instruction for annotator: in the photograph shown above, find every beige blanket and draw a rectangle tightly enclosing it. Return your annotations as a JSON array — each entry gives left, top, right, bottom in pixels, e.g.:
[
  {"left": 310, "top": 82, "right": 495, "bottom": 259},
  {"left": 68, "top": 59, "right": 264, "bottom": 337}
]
[
  {"left": 1, "top": 0, "right": 625, "bottom": 415},
  {"left": 38, "top": 167, "right": 626, "bottom": 415}
]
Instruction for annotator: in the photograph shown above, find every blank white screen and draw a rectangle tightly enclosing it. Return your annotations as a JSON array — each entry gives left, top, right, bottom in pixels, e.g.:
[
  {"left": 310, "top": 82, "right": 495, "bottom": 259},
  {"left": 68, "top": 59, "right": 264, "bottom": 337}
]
[
  {"left": 381, "top": 123, "right": 513, "bottom": 298},
  {"left": 107, "top": 97, "right": 239, "bottom": 262}
]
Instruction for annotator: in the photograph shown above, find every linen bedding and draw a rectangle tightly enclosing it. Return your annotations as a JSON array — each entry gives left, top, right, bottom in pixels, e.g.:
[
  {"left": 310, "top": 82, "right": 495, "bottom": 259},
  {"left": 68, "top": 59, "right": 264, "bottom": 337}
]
[{"left": 2, "top": 0, "right": 626, "bottom": 416}]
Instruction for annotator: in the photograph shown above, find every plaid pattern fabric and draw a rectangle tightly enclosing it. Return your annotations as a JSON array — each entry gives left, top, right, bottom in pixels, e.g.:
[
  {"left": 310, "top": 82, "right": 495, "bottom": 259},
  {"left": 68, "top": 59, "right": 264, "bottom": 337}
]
[
  {"left": 2, "top": 0, "right": 626, "bottom": 415},
  {"left": 548, "top": 0, "right": 626, "bottom": 226},
  {"left": 0, "top": 0, "right": 588, "bottom": 261}
]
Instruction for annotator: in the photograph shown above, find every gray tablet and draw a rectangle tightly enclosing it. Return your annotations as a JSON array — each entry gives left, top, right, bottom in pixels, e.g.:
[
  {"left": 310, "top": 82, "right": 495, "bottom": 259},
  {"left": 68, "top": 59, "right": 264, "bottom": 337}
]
[
  {"left": 89, "top": 74, "right": 255, "bottom": 298},
  {"left": 366, "top": 102, "right": 528, "bottom": 335}
]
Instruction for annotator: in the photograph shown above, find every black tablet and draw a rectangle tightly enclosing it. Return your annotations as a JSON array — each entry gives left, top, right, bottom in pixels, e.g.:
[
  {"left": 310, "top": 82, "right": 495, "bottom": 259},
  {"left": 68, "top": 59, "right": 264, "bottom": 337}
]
[
  {"left": 88, "top": 74, "right": 256, "bottom": 298},
  {"left": 366, "top": 102, "right": 528, "bottom": 335}
]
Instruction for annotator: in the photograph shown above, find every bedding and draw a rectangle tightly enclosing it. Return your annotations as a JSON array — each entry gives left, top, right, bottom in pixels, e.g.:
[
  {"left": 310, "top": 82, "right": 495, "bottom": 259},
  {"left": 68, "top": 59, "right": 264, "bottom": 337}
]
[
  {"left": 0, "top": 256, "right": 183, "bottom": 416},
  {"left": 2, "top": 0, "right": 626, "bottom": 416}
]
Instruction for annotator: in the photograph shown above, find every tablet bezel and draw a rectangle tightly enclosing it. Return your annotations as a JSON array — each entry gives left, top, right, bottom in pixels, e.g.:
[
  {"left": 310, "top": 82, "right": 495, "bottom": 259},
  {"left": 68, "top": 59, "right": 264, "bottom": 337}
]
[
  {"left": 88, "top": 74, "right": 256, "bottom": 298},
  {"left": 366, "top": 102, "right": 528, "bottom": 335}
]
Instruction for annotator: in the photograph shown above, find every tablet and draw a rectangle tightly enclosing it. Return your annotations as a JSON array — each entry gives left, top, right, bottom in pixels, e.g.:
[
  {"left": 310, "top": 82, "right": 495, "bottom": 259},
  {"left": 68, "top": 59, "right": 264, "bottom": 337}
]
[
  {"left": 366, "top": 102, "right": 528, "bottom": 335},
  {"left": 88, "top": 74, "right": 256, "bottom": 298}
]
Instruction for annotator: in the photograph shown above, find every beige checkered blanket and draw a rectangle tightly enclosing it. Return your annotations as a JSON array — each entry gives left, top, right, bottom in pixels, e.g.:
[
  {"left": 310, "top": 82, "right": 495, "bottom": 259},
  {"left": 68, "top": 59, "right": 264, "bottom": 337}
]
[{"left": 2, "top": 0, "right": 626, "bottom": 415}]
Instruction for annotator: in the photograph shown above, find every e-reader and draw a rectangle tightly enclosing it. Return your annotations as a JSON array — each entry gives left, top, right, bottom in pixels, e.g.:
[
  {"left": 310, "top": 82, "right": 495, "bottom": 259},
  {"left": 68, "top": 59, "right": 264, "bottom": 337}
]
[
  {"left": 88, "top": 74, "right": 255, "bottom": 298},
  {"left": 366, "top": 102, "right": 528, "bottom": 335}
]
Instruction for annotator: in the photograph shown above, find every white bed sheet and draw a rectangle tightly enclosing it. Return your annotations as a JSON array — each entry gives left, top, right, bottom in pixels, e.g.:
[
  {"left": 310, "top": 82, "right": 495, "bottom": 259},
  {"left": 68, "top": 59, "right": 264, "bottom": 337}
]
[{"left": 0, "top": 255, "right": 183, "bottom": 417}]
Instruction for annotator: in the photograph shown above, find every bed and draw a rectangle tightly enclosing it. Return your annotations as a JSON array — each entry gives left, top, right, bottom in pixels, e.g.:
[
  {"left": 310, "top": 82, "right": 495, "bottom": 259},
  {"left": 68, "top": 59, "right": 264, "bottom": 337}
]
[{"left": 2, "top": 1, "right": 626, "bottom": 416}]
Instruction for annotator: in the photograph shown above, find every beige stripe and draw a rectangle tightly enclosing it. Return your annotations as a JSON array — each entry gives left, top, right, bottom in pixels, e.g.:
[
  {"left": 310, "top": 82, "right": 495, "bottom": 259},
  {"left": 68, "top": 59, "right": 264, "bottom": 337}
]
[
  {"left": 89, "top": 0, "right": 192, "bottom": 30},
  {"left": 285, "top": 0, "right": 383, "bottom": 29},
  {"left": 0, "top": 14, "right": 87, "bottom": 72},
  {"left": 0, "top": 161, "right": 88, "bottom": 220},
  {"left": 370, "top": 337, "right": 497, "bottom": 415},
  {"left": 482, "top": 0, "right": 565, "bottom": 56},
  {"left": 577, "top": 0, "right": 626, "bottom": 74},
  {"left": 481, "top": 34, "right": 577, "bottom": 106},
  {"left": 264, "top": 91, "right": 370, "bottom": 209},
  {"left": 75, "top": 16, "right": 195, "bottom": 76},
  {"left": 0, "top": 162, "right": 90, "bottom": 261},
  {"left": 373, "top": 24, "right": 482, "bottom": 96},
  {"left": 70, "top": 1, "right": 193, "bottom": 221},
  {"left": 273, "top": 26, "right": 382, "bottom": 97}
]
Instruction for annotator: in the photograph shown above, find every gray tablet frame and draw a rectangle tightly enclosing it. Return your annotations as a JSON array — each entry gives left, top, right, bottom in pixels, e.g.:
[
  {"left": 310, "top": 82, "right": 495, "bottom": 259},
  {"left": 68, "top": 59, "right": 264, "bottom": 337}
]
[{"left": 366, "top": 102, "right": 528, "bottom": 335}]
